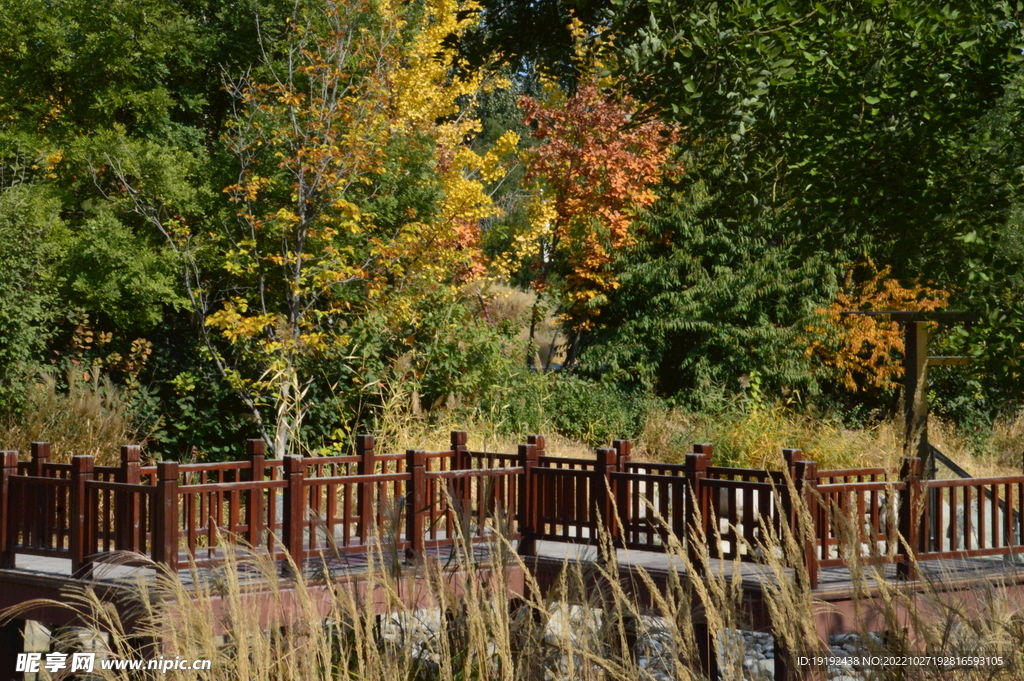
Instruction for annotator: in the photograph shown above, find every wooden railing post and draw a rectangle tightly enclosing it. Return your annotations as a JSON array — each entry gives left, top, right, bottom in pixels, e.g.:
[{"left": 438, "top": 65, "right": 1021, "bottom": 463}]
[
  {"left": 0, "top": 451, "right": 18, "bottom": 568},
  {"left": 693, "top": 443, "right": 713, "bottom": 463},
  {"left": 613, "top": 440, "right": 632, "bottom": 543},
  {"left": 528, "top": 434, "right": 546, "bottom": 460},
  {"left": 517, "top": 443, "right": 538, "bottom": 556},
  {"left": 69, "top": 456, "right": 95, "bottom": 573},
  {"left": 783, "top": 448, "right": 803, "bottom": 480},
  {"left": 153, "top": 461, "right": 179, "bottom": 571},
  {"left": 451, "top": 430, "right": 469, "bottom": 469},
  {"left": 355, "top": 434, "right": 376, "bottom": 543},
  {"left": 897, "top": 456, "right": 921, "bottom": 580},
  {"left": 593, "top": 448, "right": 618, "bottom": 545},
  {"left": 119, "top": 445, "right": 141, "bottom": 484},
  {"left": 613, "top": 440, "right": 632, "bottom": 468},
  {"left": 782, "top": 448, "right": 803, "bottom": 527},
  {"left": 118, "top": 445, "right": 141, "bottom": 552},
  {"left": 685, "top": 451, "right": 708, "bottom": 565},
  {"left": 405, "top": 449, "right": 426, "bottom": 561},
  {"left": 451, "top": 430, "right": 471, "bottom": 510},
  {"left": 245, "top": 439, "right": 266, "bottom": 549},
  {"left": 30, "top": 443, "right": 50, "bottom": 477},
  {"left": 281, "top": 455, "right": 305, "bottom": 575},
  {"left": 795, "top": 460, "right": 819, "bottom": 589}
]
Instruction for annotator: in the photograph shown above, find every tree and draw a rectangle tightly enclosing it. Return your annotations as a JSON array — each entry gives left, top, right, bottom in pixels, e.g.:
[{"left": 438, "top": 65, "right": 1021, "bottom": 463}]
[
  {"left": 512, "top": 80, "right": 678, "bottom": 366},
  {"left": 581, "top": 189, "right": 836, "bottom": 404},
  {"left": 608, "top": 0, "right": 1024, "bottom": 282},
  {"left": 100, "top": 0, "right": 519, "bottom": 456}
]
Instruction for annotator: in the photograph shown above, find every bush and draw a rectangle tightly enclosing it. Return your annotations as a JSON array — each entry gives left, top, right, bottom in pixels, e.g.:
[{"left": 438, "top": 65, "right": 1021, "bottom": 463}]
[{"left": 546, "top": 377, "right": 650, "bottom": 446}]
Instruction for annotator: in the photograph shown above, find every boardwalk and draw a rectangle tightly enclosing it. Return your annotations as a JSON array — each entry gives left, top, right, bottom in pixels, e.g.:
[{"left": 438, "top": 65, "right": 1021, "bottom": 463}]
[{"left": 2, "top": 434, "right": 1024, "bottom": 680}]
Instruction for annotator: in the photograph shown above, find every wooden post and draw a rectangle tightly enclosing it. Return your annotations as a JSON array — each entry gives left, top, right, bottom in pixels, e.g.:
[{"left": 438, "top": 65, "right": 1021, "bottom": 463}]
[
  {"left": 451, "top": 430, "right": 469, "bottom": 469},
  {"left": 593, "top": 448, "right": 618, "bottom": 545},
  {"left": 693, "top": 442, "right": 713, "bottom": 462},
  {"left": 246, "top": 439, "right": 266, "bottom": 549},
  {"left": 613, "top": 440, "right": 632, "bottom": 544},
  {"left": 355, "top": 434, "right": 376, "bottom": 543},
  {"left": 783, "top": 448, "right": 803, "bottom": 479},
  {"left": 517, "top": 443, "right": 537, "bottom": 556},
  {"left": 904, "top": 321, "right": 932, "bottom": 477},
  {"left": 897, "top": 457, "right": 921, "bottom": 580},
  {"left": 153, "top": 461, "right": 179, "bottom": 571},
  {"left": 795, "top": 460, "right": 819, "bottom": 590},
  {"left": 693, "top": 620, "right": 719, "bottom": 681},
  {"left": 30, "top": 442, "right": 50, "bottom": 477},
  {"left": 685, "top": 451, "right": 708, "bottom": 565},
  {"left": 612, "top": 439, "right": 632, "bottom": 468},
  {"left": 451, "top": 430, "right": 471, "bottom": 510},
  {"left": 0, "top": 451, "right": 18, "bottom": 568},
  {"left": 118, "top": 445, "right": 141, "bottom": 552},
  {"left": 405, "top": 449, "right": 426, "bottom": 561},
  {"left": 281, "top": 455, "right": 305, "bottom": 574},
  {"left": 528, "top": 434, "right": 546, "bottom": 461},
  {"left": 69, "top": 456, "right": 95, "bottom": 573},
  {"left": 782, "top": 448, "right": 803, "bottom": 527}
]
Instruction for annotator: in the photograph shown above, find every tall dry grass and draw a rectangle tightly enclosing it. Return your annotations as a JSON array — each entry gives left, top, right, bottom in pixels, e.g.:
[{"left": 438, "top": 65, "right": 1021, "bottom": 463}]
[
  {"left": 636, "top": 402, "right": 1024, "bottom": 478},
  {"left": 0, "top": 371, "right": 147, "bottom": 465}
]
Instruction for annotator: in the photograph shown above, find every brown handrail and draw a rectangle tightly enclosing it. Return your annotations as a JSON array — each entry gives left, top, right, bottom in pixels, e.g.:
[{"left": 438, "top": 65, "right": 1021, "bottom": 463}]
[{"left": 3, "top": 434, "right": 1024, "bottom": 583}]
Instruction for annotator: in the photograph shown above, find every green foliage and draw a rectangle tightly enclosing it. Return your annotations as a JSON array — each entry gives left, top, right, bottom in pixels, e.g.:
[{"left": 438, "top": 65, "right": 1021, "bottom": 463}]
[
  {"left": 473, "top": 369, "right": 652, "bottom": 446},
  {"left": 545, "top": 377, "right": 650, "bottom": 445},
  {"left": 610, "top": 0, "right": 1023, "bottom": 276},
  {"left": 3, "top": 0, "right": 1023, "bottom": 452},
  {"left": 0, "top": 0, "right": 293, "bottom": 143},
  {"left": 62, "top": 212, "right": 183, "bottom": 331},
  {"left": 581, "top": 186, "right": 837, "bottom": 407},
  {"left": 0, "top": 180, "right": 63, "bottom": 410}
]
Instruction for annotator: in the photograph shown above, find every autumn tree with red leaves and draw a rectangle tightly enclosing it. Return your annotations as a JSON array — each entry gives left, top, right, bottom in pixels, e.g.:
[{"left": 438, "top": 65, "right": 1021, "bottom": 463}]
[{"left": 516, "top": 82, "right": 678, "bottom": 366}]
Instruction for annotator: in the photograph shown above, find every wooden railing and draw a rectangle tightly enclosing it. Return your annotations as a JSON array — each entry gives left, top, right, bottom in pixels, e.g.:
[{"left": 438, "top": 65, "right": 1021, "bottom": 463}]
[
  {"left": 3, "top": 435, "right": 1024, "bottom": 585},
  {"left": 917, "top": 475, "right": 1024, "bottom": 560},
  {"left": 0, "top": 432, "right": 523, "bottom": 573}
]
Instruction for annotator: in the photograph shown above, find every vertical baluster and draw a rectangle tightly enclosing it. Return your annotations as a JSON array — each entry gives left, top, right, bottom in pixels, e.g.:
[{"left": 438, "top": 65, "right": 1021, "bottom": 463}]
[
  {"left": 320, "top": 481, "right": 332, "bottom": 548},
  {"left": 341, "top": 481, "right": 351, "bottom": 548},
  {"left": 186, "top": 493, "right": 197, "bottom": 557},
  {"left": 69, "top": 456, "right": 95, "bottom": 573},
  {"left": 992, "top": 484, "right": 1001, "bottom": 549},
  {"left": 979, "top": 484, "right": 988, "bottom": 549},
  {"left": 1019, "top": 482, "right": 1024, "bottom": 546},
  {"left": 152, "top": 461, "right": 179, "bottom": 571},
  {"left": 246, "top": 440, "right": 265, "bottom": 550},
  {"left": 741, "top": 485, "right": 754, "bottom": 553},
  {"left": 1003, "top": 484, "right": 1013, "bottom": 549},
  {"left": 0, "top": 452, "right": 17, "bottom": 568},
  {"left": 965, "top": 485, "right": 973, "bottom": 551},
  {"left": 405, "top": 450, "right": 426, "bottom": 560},
  {"left": 517, "top": 443, "right": 537, "bottom": 557},
  {"left": 281, "top": 456, "right": 305, "bottom": 575},
  {"left": 795, "top": 460, "right": 819, "bottom": 589}
]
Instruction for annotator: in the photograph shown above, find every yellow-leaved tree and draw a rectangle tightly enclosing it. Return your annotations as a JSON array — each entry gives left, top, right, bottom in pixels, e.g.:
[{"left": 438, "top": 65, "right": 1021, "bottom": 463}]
[{"left": 110, "top": 0, "right": 519, "bottom": 456}]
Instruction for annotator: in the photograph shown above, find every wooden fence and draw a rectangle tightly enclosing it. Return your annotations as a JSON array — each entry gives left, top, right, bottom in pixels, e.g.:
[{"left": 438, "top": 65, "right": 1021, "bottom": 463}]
[{"left": 2, "top": 436, "right": 1023, "bottom": 586}]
